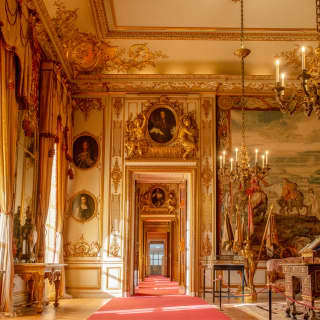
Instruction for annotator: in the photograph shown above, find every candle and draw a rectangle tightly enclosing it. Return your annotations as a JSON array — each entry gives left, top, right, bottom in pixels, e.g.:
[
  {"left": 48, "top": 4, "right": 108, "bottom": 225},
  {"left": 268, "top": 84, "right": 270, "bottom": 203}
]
[
  {"left": 266, "top": 151, "right": 269, "bottom": 166},
  {"left": 302, "top": 47, "right": 306, "bottom": 70},
  {"left": 220, "top": 155, "right": 222, "bottom": 168},
  {"left": 235, "top": 148, "right": 238, "bottom": 162},
  {"left": 230, "top": 158, "right": 234, "bottom": 171},
  {"left": 281, "top": 73, "right": 285, "bottom": 87},
  {"left": 223, "top": 150, "right": 226, "bottom": 167},
  {"left": 275, "top": 59, "right": 280, "bottom": 83},
  {"left": 262, "top": 155, "right": 265, "bottom": 168},
  {"left": 255, "top": 149, "right": 258, "bottom": 164}
]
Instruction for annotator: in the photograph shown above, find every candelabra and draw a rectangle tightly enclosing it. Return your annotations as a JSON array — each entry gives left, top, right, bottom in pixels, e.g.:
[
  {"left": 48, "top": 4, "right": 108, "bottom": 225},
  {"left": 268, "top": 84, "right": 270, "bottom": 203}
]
[
  {"left": 218, "top": 143, "right": 271, "bottom": 192},
  {"left": 274, "top": 1, "right": 320, "bottom": 119}
]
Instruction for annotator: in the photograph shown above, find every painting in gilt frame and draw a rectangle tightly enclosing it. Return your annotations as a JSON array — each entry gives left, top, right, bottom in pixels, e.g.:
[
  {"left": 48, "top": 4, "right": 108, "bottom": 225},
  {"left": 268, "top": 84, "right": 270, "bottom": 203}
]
[
  {"left": 151, "top": 187, "right": 166, "bottom": 207},
  {"left": 147, "top": 106, "right": 177, "bottom": 144},
  {"left": 73, "top": 133, "right": 99, "bottom": 169},
  {"left": 69, "top": 190, "right": 97, "bottom": 223}
]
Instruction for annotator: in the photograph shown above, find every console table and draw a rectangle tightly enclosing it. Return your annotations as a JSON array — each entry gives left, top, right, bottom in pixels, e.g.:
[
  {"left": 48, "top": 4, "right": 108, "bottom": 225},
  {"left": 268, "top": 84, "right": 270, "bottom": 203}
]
[
  {"left": 14, "top": 263, "right": 66, "bottom": 313},
  {"left": 282, "top": 263, "right": 320, "bottom": 320},
  {"left": 212, "top": 263, "right": 245, "bottom": 303}
]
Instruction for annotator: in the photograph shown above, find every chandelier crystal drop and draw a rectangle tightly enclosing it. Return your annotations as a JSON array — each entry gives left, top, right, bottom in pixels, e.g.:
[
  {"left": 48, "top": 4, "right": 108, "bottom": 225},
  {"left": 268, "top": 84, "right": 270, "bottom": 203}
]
[{"left": 274, "top": 0, "right": 320, "bottom": 118}]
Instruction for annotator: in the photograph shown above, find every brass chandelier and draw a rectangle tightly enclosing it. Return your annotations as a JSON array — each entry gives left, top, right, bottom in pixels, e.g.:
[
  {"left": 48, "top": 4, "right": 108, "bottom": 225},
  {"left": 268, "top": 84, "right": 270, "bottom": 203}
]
[
  {"left": 274, "top": 0, "right": 320, "bottom": 118},
  {"left": 219, "top": 0, "right": 271, "bottom": 208}
]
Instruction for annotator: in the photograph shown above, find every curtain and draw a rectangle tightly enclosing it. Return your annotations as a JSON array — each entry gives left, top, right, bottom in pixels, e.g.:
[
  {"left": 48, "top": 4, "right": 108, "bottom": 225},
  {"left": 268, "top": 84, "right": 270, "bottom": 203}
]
[
  {"left": 0, "top": 37, "right": 19, "bottom": 312},
  {"left": 36, "top": 62, "right": 60, "bottom": 262}
]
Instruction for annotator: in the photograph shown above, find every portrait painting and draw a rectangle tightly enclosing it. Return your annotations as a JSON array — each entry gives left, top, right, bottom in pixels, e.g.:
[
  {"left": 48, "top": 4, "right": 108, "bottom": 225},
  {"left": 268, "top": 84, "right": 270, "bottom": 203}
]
[
  {"left": 73, "top": 134, "right": 99, "bottom": 169},
  {"left": 147, "top": 107, "right": 177, "bottom": 143},
  {"left": 70, "top": 191, "right": 97, "bottom": 223},
  {"left": 151, "top": 187, "right": 166, "bottom": 207}
]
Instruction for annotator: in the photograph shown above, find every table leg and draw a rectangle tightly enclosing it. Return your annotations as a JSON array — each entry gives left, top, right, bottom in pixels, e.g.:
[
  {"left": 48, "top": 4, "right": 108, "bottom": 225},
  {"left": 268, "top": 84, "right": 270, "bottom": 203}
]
[
  {"left": 54, "top": 273, "right": 61, "bottom": 307},
  {"left": 228, "top": 270, "right": 230, "bottom": 298},
  {"left": 36, "top": 274, "right": 44, "bottom": 313},
  {"left": 203, "top": 267, "right": 206, "bottom": 300},
  {"left": 241, "top": 267, "right": 244, "bottom": 304},
  {"left": 213, "top": 269, "right": 215, "bottom": 303}
]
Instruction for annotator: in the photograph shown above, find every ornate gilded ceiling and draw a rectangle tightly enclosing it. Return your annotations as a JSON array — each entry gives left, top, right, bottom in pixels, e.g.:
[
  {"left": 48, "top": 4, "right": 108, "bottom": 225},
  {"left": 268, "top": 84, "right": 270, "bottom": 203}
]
[{"left": 31, "top": 0, "right": 317, "bottom": 93}]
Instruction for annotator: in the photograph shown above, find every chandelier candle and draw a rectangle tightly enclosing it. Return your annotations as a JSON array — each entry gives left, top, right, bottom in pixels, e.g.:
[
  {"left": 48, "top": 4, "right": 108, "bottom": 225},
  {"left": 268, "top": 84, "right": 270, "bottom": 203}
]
[
  {"left": 275, "top": 59, "right": 280, "bottom": 83},
  {"left": 255, "top": 149, "right": 258, "bottom": 164},
  {"left": 301, "top": 46, "right": 306, "bottom": 70}
]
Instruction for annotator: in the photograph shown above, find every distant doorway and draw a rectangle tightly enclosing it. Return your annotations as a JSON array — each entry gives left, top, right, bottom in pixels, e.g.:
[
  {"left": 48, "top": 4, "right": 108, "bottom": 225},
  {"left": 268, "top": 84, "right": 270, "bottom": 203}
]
[{"left": 149, "top": 242, "right": 164, "bottom": 275}]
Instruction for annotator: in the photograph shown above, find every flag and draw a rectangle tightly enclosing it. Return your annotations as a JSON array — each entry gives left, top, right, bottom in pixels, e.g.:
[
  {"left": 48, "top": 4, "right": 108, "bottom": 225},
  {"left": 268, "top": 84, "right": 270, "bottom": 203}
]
[
  {"left": 248, "top": 195, "right": 254, "bottom": 237},
  {"left": 266, "top": 208, "right": 279, "bottom": 257}
]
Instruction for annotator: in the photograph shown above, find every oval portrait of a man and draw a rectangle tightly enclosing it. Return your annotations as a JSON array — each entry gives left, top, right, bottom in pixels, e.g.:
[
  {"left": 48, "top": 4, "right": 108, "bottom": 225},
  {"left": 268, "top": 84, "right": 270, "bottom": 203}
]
[
  {"left": 151, "top": 188, "right": 166, "bottom": 207},
  {"left": 70, "top": 191, "right": 97, "bottom": 223},
  {"left": 73, "top": 134, "right": 99, "bottom": 169},
  {"left": 147, "top": 107, "right": 177, "bottom": 143}
]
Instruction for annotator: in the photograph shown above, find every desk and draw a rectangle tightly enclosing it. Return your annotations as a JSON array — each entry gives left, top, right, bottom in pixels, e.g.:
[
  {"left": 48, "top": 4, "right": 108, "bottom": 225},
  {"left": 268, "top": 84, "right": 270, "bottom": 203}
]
[
  {"left": 282, "top": 263, "right": 320, "bottom": 320},
  {"left": 14, "top": 263, "right": 66, "bottom": 313},
  {"left": 212, "top": 264, "right": 245, "bottom": 303}
]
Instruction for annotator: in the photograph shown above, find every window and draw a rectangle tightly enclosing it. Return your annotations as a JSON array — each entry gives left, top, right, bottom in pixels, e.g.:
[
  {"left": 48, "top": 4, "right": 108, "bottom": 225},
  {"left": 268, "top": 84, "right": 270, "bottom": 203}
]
[{"left": 45, "top": 145, "right": 59, "bottom": 263}]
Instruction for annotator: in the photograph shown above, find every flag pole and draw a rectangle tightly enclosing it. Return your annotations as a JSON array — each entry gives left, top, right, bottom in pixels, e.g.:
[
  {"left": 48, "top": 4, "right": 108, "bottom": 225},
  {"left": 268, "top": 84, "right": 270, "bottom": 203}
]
[{"left": 257, "top": 204, "right": 274, "bottom": 262}]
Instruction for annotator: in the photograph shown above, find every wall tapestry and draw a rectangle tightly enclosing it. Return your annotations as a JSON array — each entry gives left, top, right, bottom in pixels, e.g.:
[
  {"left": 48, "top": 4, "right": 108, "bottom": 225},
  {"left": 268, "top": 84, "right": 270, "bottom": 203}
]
[{"left": 218, "top": 109, "right": 320, "bottom": 258}]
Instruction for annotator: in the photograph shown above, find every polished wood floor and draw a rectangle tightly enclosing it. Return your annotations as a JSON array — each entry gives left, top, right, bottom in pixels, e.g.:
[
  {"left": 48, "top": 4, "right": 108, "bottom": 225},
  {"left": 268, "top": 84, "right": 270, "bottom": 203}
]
[
  {"left": 11, "top": 299, "right": 110, "bottom": 320},
  {"left": 9, "top": 297, "right": 262, "bottom": 320}
]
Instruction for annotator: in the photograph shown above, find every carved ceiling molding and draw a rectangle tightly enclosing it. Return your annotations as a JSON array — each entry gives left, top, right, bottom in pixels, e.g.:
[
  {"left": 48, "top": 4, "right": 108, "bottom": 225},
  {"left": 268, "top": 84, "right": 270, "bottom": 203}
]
[
  {"left": 91, "top": 0, "right": 317, "bottom": 41},
  {"left": 71, "top": 74, "right": 300, "bottom": 95},
  {"left": 32, "top": 0, "right": 73, "bottom": 78}
]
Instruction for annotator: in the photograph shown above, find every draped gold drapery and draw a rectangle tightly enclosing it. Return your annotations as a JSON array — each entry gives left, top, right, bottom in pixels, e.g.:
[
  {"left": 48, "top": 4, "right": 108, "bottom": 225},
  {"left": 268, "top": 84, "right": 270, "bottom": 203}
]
[
  {"left": 36, "top": 62, "right": 60, "bottom": 262},
  {"left": 0, "top": 37, "right": 19, "bottom": 312},
  {"left": 36, "top": 61, "right": 72, "bottom": 263}
]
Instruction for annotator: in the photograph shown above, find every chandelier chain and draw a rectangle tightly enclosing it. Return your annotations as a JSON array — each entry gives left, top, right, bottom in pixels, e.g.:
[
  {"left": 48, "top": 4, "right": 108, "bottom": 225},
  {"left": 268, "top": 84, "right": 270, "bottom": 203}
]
[{"left": 240, "top": 0, "right": 246, "bottom": 144}]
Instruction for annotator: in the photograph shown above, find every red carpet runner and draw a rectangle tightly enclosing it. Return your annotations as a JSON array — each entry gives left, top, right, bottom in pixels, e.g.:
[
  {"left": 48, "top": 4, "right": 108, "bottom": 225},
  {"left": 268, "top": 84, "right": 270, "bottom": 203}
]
[
  {"left": 88, "top": 276, "right": 230, "bottom": 320},
  {"left": 135, "top": 275, "right": 180, "bottom": 295}
]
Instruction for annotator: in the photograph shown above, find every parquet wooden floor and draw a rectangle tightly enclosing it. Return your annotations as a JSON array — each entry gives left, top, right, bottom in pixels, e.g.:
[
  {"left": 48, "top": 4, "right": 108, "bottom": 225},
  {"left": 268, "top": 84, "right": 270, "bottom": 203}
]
[{"left": 10, "top": 299, "right": 110, "bottom": 320}]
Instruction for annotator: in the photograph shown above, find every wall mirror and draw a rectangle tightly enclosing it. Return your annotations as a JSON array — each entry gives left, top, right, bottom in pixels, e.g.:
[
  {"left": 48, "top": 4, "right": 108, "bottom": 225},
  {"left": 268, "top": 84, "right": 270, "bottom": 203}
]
[{"left": 13, "top": 110, "right": 39, "bottom": 262}]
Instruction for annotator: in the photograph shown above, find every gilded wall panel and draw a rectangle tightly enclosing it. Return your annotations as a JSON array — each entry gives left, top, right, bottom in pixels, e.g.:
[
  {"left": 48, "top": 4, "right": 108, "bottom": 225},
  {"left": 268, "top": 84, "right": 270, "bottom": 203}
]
[
  {"left": 108, "top": 97, "right": 124, "bottom": 257},
  {"left": 200, "top": 96, "right": 215, "bottom": 259},
  {"left": 65, "top": 99, "right": 104, "bottom": 258}
]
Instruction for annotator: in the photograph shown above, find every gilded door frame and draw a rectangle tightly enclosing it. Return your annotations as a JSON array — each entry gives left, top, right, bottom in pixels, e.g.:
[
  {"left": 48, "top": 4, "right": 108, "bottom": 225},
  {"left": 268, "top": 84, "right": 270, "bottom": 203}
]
[{"left": 123, "top": 165, "right": 199, "bottom": 297}]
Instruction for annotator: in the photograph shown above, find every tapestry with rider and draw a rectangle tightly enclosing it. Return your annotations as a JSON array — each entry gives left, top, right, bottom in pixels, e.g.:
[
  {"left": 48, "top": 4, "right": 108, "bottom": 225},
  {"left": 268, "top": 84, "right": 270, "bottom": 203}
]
[{"left": 217, "top": 105, "right": 320, "bottom": 258}]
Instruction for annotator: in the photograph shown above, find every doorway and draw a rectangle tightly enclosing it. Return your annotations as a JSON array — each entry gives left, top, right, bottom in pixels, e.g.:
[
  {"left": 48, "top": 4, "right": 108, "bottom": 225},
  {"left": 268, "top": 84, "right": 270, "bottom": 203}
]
[
  {"left": 149, "top": 242, "right": 164, "bottom": 275},
  {"left": 125, "top": 167, "right": 199, "bottom": 297}
]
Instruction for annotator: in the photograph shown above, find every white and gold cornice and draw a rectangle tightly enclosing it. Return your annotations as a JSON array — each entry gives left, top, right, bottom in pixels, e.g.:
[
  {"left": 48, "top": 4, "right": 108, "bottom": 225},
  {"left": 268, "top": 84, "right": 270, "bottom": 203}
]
[{"left": 71, "top": 74, "right": 300, "bottom": 95}]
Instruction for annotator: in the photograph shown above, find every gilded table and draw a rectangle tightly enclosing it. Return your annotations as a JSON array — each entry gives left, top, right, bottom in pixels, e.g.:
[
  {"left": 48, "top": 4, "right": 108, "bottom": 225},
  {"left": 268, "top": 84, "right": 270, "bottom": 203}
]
[{"left": 14, "top": 263, "right": 66, "bottom": 313}]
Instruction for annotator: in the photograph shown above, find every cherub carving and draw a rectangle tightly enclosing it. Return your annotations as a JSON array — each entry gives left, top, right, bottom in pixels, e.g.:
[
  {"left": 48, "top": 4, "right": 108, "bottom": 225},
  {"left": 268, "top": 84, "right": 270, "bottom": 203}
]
[
  {"left": 167, "top": 191, "right": 177, "bottom": 215},
  {"left": 177, "top": 113, "right": 198, "bottom": 159},
  {"left": 125, "top": 112, "right": 147, "bottom": 158}
]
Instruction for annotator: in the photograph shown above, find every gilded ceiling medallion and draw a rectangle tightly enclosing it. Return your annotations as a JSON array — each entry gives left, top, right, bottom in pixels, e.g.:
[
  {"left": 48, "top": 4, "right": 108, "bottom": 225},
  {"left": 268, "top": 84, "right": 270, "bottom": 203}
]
[{"left": 50, "top": 1, "right": 167, "bottom": 76}]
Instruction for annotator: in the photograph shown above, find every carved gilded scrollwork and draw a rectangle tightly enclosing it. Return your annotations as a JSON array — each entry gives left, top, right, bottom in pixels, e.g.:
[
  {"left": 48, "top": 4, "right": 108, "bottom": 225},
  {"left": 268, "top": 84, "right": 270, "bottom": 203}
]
[
  {"left": 73, "top": 98, "right": 104, "bottom": 120},
  {"left": 125, "top": 97, "right": 199, "bottom": 160},
  {"left": 46, "top": 1, "right": 167, "bottom": 75},
  {"left": 113, "top": 97, "right": 123, "bottom": 119},
  {"left": 111, "top": 158, "right": 122, "bottom": 194},
  {"left": 201, "top": 157, "right": 213, "bottom": 195},
  {"left": 63, "top": 234, "right": 101, "bottom": 257}
]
